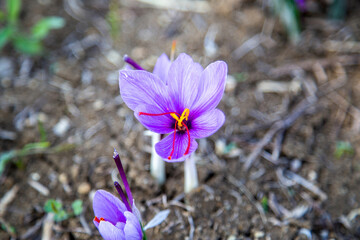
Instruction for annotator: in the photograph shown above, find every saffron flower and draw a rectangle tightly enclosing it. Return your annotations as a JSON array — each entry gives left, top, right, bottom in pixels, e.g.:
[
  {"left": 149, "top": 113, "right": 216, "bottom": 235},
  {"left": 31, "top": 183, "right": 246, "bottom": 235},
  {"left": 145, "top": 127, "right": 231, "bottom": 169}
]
[
  {"left": 119, "top": 53, "right": 227, "bottom": 162},
  {"left": 124, "top": 53, "right": 171, "bottom": 185},
  {"left": 93, "top": 150, "right": 143, "bottom": 240}
]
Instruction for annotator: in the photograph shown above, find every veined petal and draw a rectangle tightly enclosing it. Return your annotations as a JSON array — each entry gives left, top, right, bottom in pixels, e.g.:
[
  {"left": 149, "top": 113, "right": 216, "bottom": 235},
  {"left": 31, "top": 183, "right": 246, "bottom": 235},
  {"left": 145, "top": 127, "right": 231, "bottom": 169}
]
[
  {"left": 124, "top": 211, "right": 143, "bottom": 240},
  {"left": 155, "top": 132, "right": 198, "bottom": 162},
  {"left": 119, "top": 70, "right": 170, "bottom": 111},
  {"left": 192, "top": 61, "right": 227, "bottom": 116},
  {"left": 98, "top": 221, "right": 125, "bottom": 240},
  {"left": 190, "top": 109, "right": 225, "bottom": 139},
  {"left": 93, "top": 190, "right": 127, "bottom": 226},
  {"left": 153, "top": 53, "right": 171, "bottom": 84},
  {"left": 134, "top": 104, "right": 174, "bottom": 134},
  {"left": 167, "top": 53, "right": 204, "bottom": 113}
]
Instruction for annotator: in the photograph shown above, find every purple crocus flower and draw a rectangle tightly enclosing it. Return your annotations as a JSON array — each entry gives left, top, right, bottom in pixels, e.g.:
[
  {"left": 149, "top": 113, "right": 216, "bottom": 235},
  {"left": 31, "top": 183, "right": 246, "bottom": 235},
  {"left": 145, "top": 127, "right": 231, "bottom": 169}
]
[
  {"left": 93, "top": 150, "right": 143, "bottom": 240},
  {"left": 119, "top": 53, "right": 227, "bottom": 162}
]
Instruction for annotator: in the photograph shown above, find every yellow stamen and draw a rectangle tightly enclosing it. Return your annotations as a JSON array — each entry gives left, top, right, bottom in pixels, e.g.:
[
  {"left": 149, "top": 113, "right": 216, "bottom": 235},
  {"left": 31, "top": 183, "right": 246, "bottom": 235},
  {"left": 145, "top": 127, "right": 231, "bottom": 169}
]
[
  {"left": 170, "top": 40, "right": 176, "bottom": 61},
  {"left": 171, "top": 108, "right": 189, "bottom": 127}
]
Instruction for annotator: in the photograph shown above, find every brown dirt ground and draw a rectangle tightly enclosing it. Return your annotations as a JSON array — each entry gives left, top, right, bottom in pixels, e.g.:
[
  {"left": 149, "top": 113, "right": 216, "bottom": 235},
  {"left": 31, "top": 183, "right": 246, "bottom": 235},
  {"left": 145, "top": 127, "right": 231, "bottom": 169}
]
[{"left": 1, "top": 0, "right": 360, "bottom": 239}]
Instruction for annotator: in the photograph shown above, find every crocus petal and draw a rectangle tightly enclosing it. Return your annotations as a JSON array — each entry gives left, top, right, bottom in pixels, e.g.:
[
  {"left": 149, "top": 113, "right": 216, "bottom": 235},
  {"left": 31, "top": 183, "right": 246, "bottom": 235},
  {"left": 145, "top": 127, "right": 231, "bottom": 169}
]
[
  {"left": 190, "top": 109, "right": 225, "bottom": 139},
  {"left": 124, "top": 211, "right": 143, "bottom": 240},
  {"left": 155, "top": 132, "right": 198, "bottom": 162},
  {"left": 98, "top": 221, "right": 125, "bottom": 240},
  {"left": 167, "top": 53, "right": 204, "bottom": 113},
  {"left": 131, "top": 200, "right": 142, "bottom": 223},
  {"left": 93, "top": 190, "right": 127, "bottom": 226},
  {"left": 134, "top": 104, "right": 174, "bottom": 134},
  {"left": 119, "top": 70, "right": 170, "bottom": 111},
  {"left": 153, "top": 53, "right": 171, "bottom": 84},
  {"left": 192, "top": 61, "right": 227, "bottom": 116}
]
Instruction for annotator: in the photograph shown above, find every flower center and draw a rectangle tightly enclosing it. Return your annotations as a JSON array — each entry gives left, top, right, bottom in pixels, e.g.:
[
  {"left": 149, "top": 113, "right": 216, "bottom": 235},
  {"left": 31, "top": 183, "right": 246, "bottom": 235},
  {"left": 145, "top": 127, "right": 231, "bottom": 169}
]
[
  {"left": 94, "top": 216, "right": 105, "bottom": 223},
  {"left": 139, "top": 108, "right": 191, "bottom": 160}
]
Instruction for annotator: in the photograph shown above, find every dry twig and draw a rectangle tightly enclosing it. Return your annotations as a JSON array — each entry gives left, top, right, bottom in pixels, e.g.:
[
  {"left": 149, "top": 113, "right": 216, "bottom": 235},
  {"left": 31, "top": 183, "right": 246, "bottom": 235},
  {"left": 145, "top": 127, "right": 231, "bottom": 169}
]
[
  {"left": 227, "top": 175, "right": 267, "bottom": 224},
  {"left": 270, "top": 55, "right": 360, "bottom": 78},
  {"left": 243, "top": 96, "right": 317, "bottom": 170}
]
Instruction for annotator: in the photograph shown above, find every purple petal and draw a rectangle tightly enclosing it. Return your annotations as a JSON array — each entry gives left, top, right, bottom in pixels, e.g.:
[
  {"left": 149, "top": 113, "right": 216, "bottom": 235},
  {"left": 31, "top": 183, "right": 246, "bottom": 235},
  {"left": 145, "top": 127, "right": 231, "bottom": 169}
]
[
  {"left": 113, "top": 151, "right": 133, "bottom": 211},
  {"left": 155, "top": 132, "right": 198, "bottom": 162},
  {"left": 190, "top": 109, "right": 225, "bottom": 139},
  {"left": 167, "top": 53, "right": 204, "bottom": 113},
  {"left": 131, "top": 200, "right": 142, "bottom": 223},
  {"left": 119, "top": 70, "right": 170, "bottom": 111},
  {"left": 98, "top": 221, "right": 125, "bottom": 240},
  {"left": 153, "top": 53, "right": 171, "bottom": 84},
  {"left": 192, "top": 61, "right": 227, "bottom": 116},
  {"left": 93, "top": 190, "right": 127, "bottom": 226},
  {"left": 124, "top": 211, "right": 143, "bottom": 240},
  {"left": 134, "top": 104, "right": 174, "bottom": 134}
]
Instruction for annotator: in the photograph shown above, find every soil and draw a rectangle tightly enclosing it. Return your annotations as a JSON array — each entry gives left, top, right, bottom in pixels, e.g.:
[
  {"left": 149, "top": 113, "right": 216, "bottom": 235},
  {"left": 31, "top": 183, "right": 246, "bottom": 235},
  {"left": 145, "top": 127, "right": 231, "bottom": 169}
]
[{"left": 1, "top": 0, "right": 360, "bottom": 239}]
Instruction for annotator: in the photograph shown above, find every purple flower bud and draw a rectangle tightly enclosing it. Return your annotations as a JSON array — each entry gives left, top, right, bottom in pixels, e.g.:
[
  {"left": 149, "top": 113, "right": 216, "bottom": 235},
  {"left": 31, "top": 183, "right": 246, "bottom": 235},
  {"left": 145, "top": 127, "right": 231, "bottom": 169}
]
[{"left": 93, "top": 150, "right": 143, "bottom": 240}]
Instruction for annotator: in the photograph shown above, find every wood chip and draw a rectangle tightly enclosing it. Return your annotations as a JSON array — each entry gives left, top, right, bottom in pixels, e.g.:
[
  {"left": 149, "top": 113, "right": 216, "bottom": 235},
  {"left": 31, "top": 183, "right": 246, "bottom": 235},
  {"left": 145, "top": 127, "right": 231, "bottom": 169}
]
[
  {"left": 0, "top": 185, "right": 19, "bottom": 217},
  {"left": 28, "top": 180, "right": 50, "bottom": 196}
]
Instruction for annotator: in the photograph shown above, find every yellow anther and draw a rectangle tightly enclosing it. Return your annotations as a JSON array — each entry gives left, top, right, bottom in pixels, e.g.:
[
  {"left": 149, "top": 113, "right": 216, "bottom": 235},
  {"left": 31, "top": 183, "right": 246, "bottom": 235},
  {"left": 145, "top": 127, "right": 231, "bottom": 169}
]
[
  {"left": 170, "top": 113, "right": 180, "bottom": 121},
  {"left": 171, "top": 108, "right": 189, "bottom": 127}
]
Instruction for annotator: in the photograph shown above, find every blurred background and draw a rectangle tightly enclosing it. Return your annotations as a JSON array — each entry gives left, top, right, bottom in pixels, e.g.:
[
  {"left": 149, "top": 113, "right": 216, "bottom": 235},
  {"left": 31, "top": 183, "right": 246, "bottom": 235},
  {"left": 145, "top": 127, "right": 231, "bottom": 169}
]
[{"left": 1, "top": 0, "right": 360, "bottom": 239}]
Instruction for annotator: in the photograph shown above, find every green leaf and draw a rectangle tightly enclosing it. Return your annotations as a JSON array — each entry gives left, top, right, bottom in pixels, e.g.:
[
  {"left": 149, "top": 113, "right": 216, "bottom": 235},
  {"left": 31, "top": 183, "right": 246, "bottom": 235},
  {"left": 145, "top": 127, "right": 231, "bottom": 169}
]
[
  {"left": 0, "top": 150, "right": 16, "bottom": 176},
  {"left": 0, "top": 10, "right": 6, "bottom": 22},
  {"left": 44, "top": 199, "right": 69, "bottom": 222},
  {"left": 13, "top": 35, "right": 43, "bottom": 55},
  {"left": 31, "top": 16, "right": 65, "bottom": 40},
  {"left": 334, "top": 141, "right": 354, "bottom": 159},
  {"left": 271, "top": 0, "right": 301, "bottom": 43},
  {"left": 71, "top": 200, "right": 83, "bottom": 216},
  {"left": 6, "top": 0, "right": 21, "bottom": 25},
  {"left": 261, "top": 197, "right": 269, "bottom": 213},
  {"left": 328, "top": 0, "right": 346, "bottom": 20},
  {"left": 37, "top": 120, "right": 47, "bottom": 142},
  {"left": 0, "top": 26, "right": 13, "bottom": 49},
  {"left": 53, "top": 210, "right": 68, "bottom": 222},
  {"left": 44, "top": 199, "right": 63, "bottom": 214}
]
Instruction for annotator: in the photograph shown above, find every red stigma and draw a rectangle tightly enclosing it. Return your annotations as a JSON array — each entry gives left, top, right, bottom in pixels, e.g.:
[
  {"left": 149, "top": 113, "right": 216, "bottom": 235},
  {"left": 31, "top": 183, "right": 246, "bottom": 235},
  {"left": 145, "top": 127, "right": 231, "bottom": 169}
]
[
  {"left": 139, "top": 109, "right": 191, "bottom": 159},
  {"left": 139, "top": 112, "right": 179, "bottom": 117},
  {"left": 94, "top": 216, "right": 105, "bottom": 223},
  {"left": 168, "top": 121, "right": 177, "bottom": 160},
  {"left": 183, "top": 123, "right": 191, "bottom": 155}
]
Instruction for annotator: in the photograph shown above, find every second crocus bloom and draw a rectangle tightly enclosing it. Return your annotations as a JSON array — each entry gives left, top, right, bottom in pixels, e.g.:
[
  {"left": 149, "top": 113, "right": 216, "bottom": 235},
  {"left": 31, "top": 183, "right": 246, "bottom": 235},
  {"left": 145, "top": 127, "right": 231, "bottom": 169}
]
[{"left": 119, "top": 53, "right": 227, "bottom": 162}]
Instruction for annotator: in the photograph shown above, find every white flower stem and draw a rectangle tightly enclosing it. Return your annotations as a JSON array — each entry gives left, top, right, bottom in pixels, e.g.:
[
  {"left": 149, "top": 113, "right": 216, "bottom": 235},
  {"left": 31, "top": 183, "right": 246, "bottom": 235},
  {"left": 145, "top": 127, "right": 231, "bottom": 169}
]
[
  {"left": 145, "top": 131, "right": 166, "bottom": 185},
  {"left": 184, "top": 155, "right": 198, "bottom": 193}
]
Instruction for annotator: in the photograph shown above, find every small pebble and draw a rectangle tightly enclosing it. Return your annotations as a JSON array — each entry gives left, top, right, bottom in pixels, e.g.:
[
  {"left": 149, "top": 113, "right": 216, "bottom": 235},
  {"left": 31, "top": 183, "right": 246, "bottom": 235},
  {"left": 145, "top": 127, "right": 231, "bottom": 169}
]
[
  {"left": 93, "top": 100, "right": 104, "bottom": 111},
  {"left": 254, "top": 231, "right": 265, "bottom": 239},
  {"left": 37, "top": 112, "right": 48, "bottom": 123},
  {"left": 226, "top": 75, "right": 237, "bottom": 92},
  {"left": 71, "top": 165, "right": 79, "bottom": 179},
  {"left": 30, "top": 172, "right": 41, "bottom": 181},
  {"left": 53, "top": 117, "right": 71, "bottom": 137},
  {"left": 291, "top": 159, "right": 302, "bottom": 172},
  {"left": 59, "top": 173, "right": 68, "bottom": 184},
  {"left": 81, "top": 69, "right": 93, "bottom": 85},
  {"left": 106, "top": 71, "right": 118, "bottom": 86},
  {"left": 227, "top": 235, "right": 236, "bottom": 240},
  {"left": 308, "top": 170, "right": 317, "bottom": 181},
  {"left": 215, "top": 139, "right": 226, "bottom": 155},
  {"left": 78, "top": 182, "right": 91, "bottom": 195},
  {"left": 73, "top": 154, "right": 83, "bottom": 164},
  {"left": 106, "top": 50, "right": 122, "bottom": 66},
  {"left": 0, "top": 57, "right": 14, "bottom": 79}
]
